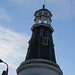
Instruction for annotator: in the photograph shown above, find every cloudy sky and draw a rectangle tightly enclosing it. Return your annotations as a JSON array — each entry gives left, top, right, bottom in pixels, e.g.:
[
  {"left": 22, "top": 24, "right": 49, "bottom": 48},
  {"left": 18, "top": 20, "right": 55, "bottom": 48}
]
[{"left": 0, "top": 0, "right": 75, "bottom": 75}]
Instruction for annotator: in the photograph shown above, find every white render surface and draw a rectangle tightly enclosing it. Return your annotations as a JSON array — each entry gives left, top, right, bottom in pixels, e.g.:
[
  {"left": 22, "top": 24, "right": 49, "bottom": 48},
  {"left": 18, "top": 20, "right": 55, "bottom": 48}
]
[{"left": 17, "top": 59, "right": 63, "bottom": 75}]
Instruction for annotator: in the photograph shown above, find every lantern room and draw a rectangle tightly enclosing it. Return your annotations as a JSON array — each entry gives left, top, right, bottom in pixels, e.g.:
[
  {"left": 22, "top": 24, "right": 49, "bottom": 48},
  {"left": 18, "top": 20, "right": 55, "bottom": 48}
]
[{"left": 34, "top": 5, "right": 52, "bottom": 25}]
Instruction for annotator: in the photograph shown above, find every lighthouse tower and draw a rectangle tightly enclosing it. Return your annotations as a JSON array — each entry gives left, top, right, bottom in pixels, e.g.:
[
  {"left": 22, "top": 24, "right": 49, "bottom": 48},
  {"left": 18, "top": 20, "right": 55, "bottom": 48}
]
[{"left": 17, "top": 5, "right": 63, "bottom": 75}]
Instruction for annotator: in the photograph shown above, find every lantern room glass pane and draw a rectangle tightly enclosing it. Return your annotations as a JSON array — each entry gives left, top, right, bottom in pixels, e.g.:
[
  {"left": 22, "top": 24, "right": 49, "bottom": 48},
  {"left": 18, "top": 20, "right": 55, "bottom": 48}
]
[{"left": 39, "top": 20, "right": 41, "bottom": 23}]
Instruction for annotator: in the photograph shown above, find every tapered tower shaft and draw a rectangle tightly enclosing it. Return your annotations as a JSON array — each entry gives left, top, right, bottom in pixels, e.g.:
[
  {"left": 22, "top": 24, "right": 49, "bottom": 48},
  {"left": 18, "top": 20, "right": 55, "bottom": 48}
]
[
  {"left": 26, "top": 5, "right": 56, "bottom": 63},
  {"left": 17, "top": 5, "right": 63, "bottom": 75}
]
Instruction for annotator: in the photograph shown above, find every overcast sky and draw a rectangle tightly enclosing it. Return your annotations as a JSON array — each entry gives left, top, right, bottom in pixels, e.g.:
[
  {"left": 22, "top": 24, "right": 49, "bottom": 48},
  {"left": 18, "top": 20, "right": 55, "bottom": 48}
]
[{"left": 0, "top": 0, "right": 75, "bottom": 75}]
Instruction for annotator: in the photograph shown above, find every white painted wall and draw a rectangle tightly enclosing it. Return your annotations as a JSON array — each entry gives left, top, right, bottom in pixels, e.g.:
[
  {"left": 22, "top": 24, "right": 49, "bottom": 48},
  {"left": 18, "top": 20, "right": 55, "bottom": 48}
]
[
  {"left": 17, "top": 59, "right": 63, "bottom": 75},
  {"left": 19, "top": 68, "right": 58, "bottom": 75}
]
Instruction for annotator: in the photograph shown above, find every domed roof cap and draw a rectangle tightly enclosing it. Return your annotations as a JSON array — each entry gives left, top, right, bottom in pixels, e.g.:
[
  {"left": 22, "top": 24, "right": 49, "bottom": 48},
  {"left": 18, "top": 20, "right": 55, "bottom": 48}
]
[{"left": 34, "top": 5, "right": 52, "bottom": 17}]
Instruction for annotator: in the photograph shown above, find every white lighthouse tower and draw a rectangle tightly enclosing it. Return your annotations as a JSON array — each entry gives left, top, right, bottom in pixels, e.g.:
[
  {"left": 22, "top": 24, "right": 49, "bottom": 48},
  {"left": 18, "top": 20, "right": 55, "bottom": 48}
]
[{"left": 17, "top": 5, "right": 63, "bottom": 75}]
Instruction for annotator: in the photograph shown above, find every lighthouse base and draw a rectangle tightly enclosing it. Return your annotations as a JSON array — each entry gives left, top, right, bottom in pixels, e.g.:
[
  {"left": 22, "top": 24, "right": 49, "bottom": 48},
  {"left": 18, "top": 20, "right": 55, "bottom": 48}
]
[{"left": 17, "top": 59, "right": 63, "bottom": 75}]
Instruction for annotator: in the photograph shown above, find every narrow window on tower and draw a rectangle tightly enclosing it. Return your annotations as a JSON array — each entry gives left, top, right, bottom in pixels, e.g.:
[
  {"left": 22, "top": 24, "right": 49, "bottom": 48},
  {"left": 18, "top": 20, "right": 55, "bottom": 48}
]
[
  {"left": 42, "top": 37, "right": 49, "bottom": 45},
  {"left": 43, "top": 27, "right": 47, "bottom": 37}
]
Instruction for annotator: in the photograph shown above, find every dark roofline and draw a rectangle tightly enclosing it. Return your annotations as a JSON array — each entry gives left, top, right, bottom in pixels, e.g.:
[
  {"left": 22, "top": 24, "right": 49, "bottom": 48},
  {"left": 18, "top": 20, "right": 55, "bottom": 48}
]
[{"left": 34, "top": 8, "right": 52, "bottom": 17}]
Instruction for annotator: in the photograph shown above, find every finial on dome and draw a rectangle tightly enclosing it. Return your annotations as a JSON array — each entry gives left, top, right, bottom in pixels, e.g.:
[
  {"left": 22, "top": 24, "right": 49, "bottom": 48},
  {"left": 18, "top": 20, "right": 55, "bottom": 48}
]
[{"left": 43, "top": 5, "right": 45, "bottom": 9}]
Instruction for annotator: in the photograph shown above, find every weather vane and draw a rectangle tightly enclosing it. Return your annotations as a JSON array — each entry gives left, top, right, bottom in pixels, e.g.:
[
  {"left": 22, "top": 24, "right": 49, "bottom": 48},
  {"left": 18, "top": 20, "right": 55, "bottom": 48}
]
[
  {"left": 43, "top": 0, "right": 46, "bottom": 9},
  {"left": 44, "top": 0, "right": 46, "bottom": 5}
]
